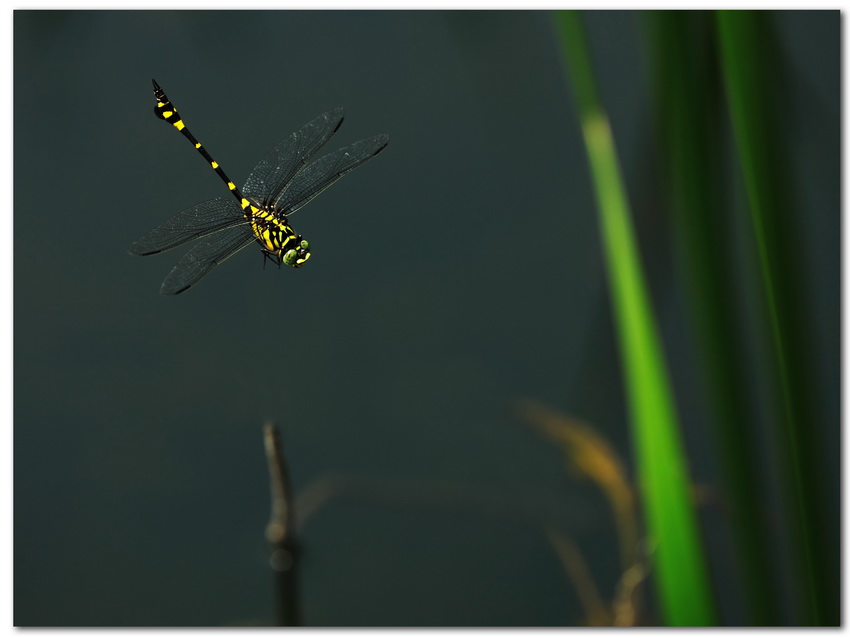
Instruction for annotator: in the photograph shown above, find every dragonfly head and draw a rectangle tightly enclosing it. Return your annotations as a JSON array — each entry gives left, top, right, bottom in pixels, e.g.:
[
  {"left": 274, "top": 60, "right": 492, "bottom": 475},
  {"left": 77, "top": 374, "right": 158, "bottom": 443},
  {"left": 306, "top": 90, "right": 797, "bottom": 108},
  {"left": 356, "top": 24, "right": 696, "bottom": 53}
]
[{"left": 282, "top": 237, "right": 311, "bottom": 268}]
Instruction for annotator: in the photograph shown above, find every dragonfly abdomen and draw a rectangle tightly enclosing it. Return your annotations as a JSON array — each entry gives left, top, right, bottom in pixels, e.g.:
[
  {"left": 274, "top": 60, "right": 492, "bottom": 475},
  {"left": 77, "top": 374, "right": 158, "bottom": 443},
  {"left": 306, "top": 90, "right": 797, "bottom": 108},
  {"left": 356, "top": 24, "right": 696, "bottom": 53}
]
[{"left": 152, "top": 80, "right": 248, "bottom": 211}]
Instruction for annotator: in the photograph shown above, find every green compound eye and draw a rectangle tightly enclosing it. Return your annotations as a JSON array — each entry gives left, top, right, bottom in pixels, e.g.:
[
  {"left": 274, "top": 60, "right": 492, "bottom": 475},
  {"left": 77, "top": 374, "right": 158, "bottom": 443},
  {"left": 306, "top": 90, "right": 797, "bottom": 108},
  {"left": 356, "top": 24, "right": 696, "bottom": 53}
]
[
  {"left": 282, "top": 249, "right": 298, "bottom": 267},
  {"left": 299, "top": 239, "right": 310, "bottom": 251}
]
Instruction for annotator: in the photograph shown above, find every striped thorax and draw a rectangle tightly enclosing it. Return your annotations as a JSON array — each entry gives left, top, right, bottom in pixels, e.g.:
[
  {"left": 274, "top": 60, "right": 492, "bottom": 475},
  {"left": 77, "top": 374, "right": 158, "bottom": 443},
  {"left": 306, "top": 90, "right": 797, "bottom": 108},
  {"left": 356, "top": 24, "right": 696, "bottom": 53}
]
[{"left": 248, "top": 206, "right": 311, "bottom": 268}]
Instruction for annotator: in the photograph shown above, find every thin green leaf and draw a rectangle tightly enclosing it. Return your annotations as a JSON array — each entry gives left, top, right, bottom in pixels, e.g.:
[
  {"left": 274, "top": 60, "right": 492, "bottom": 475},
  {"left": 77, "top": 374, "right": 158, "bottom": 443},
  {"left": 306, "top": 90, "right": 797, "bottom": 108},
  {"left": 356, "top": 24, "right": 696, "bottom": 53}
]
[
  {"left": 645, "top": 11, "right": 779, "bottom": 625},
  {"left": 716, "top": 9, "right": 837, "bottom": 626},
  {"left": 553, "top": 10, "right": 716, "bottom": 626}
]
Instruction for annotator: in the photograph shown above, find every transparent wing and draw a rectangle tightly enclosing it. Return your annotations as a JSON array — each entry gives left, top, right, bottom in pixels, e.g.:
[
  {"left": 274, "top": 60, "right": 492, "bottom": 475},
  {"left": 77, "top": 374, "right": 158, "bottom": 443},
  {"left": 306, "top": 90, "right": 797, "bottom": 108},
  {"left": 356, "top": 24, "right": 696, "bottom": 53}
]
[
  {"left": 276, "top": 134, "right": 389, "bottom": 215},
  {"left": 129, "top": 198, "right": 245, "bottom": 256},
  {"left": 159, "top": 225, "right": 255, "bottom": 295},
  {"left": 242, "top": 108, "right": 345, "bottom": 206}
]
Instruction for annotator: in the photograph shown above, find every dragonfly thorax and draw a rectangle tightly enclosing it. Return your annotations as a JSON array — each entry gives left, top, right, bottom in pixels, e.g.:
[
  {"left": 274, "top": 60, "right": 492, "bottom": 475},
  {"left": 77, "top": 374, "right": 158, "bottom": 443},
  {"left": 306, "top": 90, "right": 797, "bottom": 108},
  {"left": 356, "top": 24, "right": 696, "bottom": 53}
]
[{"left": 248, "top": 208, "right": 311, "bottom": 268}]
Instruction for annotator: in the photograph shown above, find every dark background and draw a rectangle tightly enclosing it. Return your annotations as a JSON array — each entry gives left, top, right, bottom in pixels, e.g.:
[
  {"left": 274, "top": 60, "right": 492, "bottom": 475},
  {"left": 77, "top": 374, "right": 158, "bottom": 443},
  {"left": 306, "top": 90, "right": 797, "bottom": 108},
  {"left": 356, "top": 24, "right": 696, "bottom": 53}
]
[{"left": 14, "top": 10, "right": 838, "bottom": 626}]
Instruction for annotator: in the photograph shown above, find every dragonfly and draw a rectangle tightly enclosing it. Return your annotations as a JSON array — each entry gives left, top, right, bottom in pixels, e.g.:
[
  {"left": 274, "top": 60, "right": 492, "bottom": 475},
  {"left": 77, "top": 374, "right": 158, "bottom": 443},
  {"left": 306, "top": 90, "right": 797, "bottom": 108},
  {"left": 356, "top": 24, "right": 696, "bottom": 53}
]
[{"left": 130, "top": 79, "right": 389, "bottom": 295}]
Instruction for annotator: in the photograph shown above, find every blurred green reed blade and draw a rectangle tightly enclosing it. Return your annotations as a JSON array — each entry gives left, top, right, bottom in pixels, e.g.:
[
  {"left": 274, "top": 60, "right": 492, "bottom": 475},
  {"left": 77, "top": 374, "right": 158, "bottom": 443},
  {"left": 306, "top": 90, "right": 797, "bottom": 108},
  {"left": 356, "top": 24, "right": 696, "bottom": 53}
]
[
  {"left": 553, "top": 10, "right": 715, "bottom": 626},
  {"left": 716, "top": 10, "right": 837, "bottom": 626},
  {"left": 645, "top": 11, "right": 778, "bottom": 625}
]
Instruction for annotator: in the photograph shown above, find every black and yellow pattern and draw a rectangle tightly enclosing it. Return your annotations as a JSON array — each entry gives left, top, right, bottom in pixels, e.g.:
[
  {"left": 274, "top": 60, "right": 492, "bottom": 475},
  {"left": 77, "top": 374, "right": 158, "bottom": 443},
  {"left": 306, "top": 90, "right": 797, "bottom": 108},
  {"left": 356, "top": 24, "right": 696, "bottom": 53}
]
[{"left": 131, "top": 79, "right": 389, "bottom": 295}]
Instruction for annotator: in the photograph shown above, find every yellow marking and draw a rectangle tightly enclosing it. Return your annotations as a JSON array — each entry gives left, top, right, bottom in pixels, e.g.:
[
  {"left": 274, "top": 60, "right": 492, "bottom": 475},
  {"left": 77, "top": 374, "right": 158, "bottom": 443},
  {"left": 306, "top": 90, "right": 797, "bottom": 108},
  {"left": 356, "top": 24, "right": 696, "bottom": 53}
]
[
  {"left": 162, "top": 110, "right": 173, "bottom": 118},
  {"left": 241, "top": 198, "right": 250, "bottom": 209},
  {"left": 262, "top": 230, "right": 274, "bottom": 250},
  {"left": 157, "top": 101, "right": 165, "bottom": 107},
  {"left": 195, "top": 143, "right": 201, "bottom": 149},
  {"left": 228, "top": 183, "right": 236, "bottom": 192},
  {"left": 211, "top": 161, "right": 219, "bottom": 169},
  {"left": 175, "top": 120, "right": 185, "bottom": 131}
]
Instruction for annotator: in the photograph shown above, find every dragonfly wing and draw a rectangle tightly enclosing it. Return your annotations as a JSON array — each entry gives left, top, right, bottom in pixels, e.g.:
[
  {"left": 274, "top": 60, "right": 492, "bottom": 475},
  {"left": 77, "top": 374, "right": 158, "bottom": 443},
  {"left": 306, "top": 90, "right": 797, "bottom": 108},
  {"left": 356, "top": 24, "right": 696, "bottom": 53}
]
[
  {"left": 242, "top": 108, "right": 345, "bottom": 206},
  {"left": 129, "top": 198, "right": 245, "bottom": 256},
  {"left": 159, "top": 225, "right": 255, "bottom": 295},
  {"left": 276, "top": 134, "right": 389, "bottom": 215}
]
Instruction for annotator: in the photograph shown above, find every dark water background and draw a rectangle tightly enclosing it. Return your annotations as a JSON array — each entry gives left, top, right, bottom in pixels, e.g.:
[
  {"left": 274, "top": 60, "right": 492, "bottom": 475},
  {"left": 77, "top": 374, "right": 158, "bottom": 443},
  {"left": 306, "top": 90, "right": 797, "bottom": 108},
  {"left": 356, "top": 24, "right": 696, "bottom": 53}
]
[{"left": 14, "top": 10, "right": 838, "bottom": 626}]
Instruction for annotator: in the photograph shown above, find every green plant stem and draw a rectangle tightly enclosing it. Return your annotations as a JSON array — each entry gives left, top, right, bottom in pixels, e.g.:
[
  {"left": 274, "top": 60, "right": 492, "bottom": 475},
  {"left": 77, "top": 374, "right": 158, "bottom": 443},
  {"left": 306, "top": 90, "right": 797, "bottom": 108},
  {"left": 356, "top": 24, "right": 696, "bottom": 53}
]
[
  {"left": 716, "top": 10, "right": 836, "bottom": 626},
  {"left": 645, "top": 11, "right": 779, "bottom": 625},
  {"left": 554, "top": 10, "right": 715, "bottom": 626}
]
